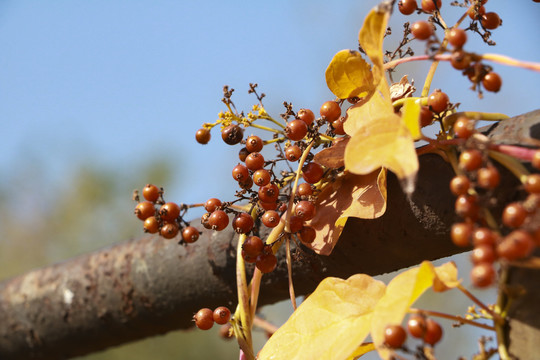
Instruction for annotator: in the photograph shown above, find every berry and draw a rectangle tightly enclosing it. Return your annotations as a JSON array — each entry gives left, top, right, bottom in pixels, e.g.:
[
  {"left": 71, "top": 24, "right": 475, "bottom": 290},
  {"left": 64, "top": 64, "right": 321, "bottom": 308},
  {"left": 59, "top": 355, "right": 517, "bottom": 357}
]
[
  {"left": 455, "top": 194, "right": 479, "bottom": 219},
  {"left": 238, "top": 176, "right": 253, "bottom": 190},
  {"left": 467, "top": 5, "right": 485, "bottom": 20},
  {"left": 182, "top": 226, "right": 200, "bottom": 243},
  {"left": 297, "top": 183, "right": 313, "bottom": 196},
  {"left": 208, "top": 210, "right": 229, "bottom": 231},
  {"left": 453, "top": 117, "right": 474, "bottom": 139},
  {"left": 471, "top": 244, "right": 497, "bottom": 264},
  {"left": 477, "top": 166, "right": 500, "bottom": 189},
  {"left": 253, "top": 169, "right": 271, "bottom": 187},
  {"left": 447, "top": 28, "right": 467, "bottom": 48},
  {"left": 481, "top": 12, "right": 501, "bottom": 30},
  {"left": 331, "top": 117, "right": 346, "bottom": 135},
  {"left": 297, "top": 108, "right": 315, "bottom": 125},
  {"left": 525, "top": 174, "right": 540, "bottom": 194},
  {"left": 135, "top": 201, "right": 156, "bottom": 221},
  {"left": 238, "top": 147, "right": 249, "bottom": 162},
  {"left": 295, "top": 200, "right": 316, "bottom": 221},
  {"left": 194, "top": 308, "right": 214, "bottom": 330},
  {"left": 384, "top": 325, "right": 407, "bottom": 348},
  {"left": 219, "top": 323, "right": 233, "bottom": 340},
  {"left": 449, "top": 175, "right": 470, "bottom": 196},
  {"left": 221, "top": 124, "right": 244, "bottom": 145},
  {"left": 450, "top": 50, "right": 471, "bottom": 70},
  {"left": 482, "top": 72, "right": 502, "bottom": 92},
  {"left": 320, "top": 101, "right": 341, "bottom": 122},
  {"left": 427, "top": 90, "right": 449, "bottom": 113},
  {"left": 195, "top": 128, "right": 211, "bottom": 144},
  {"left": 411, "top": 21, "right": 433, "bottom": 40},
  {"left": 245, "top": 152, "right": 265, "bottom": 171},
  {"left": 459, "top": 149, "right": 483, "bottom": 171},
  {"left": 285, "top": 145, "right": 302, "bottom": 162},
  {"left": 205, "top": 198, "right": 222, "bottom": 213},
  {"left": 421, "top": 0, "right": 441, "bottom": 12},
  {"left": 398, "top": 0, "right": 417, "bottom": 15},
  {"left": 246, "top": 135, "right": 264, "bottom": 153},
  {"left": 299, "top": 226, "right": 316, "bottom": 244},
  {"left": 423, "top": 318, "right": 443, "bottom": 345},
  {"left": 302, "top": 162, "right": 324, "bottom": 184},
  {"left": 419, "top": 106, "right": 433, "bottom": 127},
  {"left": 502, "top": 202, "right": 528, "bottom": 228},
  {"left": 242, "top": 250, "right": 257, "bottom": 263},
  {"left": 259, "top": 200, "right": 278, "bottom": 211},
  {"left": 143, "top": 216, "right": 160, "bottom": 234},
  {"left": 407, "top": 315, "right": 426, "bottom": 338},
  {"left": 160, "top": 202, "right": 181, "bottom": 222},
  {"left": 532, "top": 151, "right": 540, "bottom": 169},
  {"left": 287, "top": 215, "right": 304, "bottom": 233},
  {"left": 259, "top": 183, "right": 280, "bottom": 203},
  {"left": 497, "top": 230, "right": 535, "bottom": 261},
  {"left": 470, "top": 263, "right": 496, "bottom": 288},
  {"left": 262, "top": 210, "right": 280, "bottom": 228},
  {"left": 142, "top": 184, "right": 160, "bottom": 202},
  {"left": 242, "top": 235, "right": 264, "bottom": 257},
  {"left": 256, "top": 252, "right": 278, "bottom": 273},
  {"left": 232, "top": 164, "right": 250, "bottom": 182},
  {"left": 201, "top": 212, "right": 212, "bottom": 229},
  {"left": 232, "top": 213, "right": 254, "bottom": 234},
  {"left": 450, "top": 222, "right": 473, "bottom": 247},
  {"left": 160, "top": 222, "right": 179, "bottom": 239},
  {"left": 472, "top": 227, "right": 498, "bottom": 247},
  {"left": 285, "top": 119, "right": 308, "bottom": 141},
  {"left": 213, "top": 306, "right": 231, "bottom": 325}
]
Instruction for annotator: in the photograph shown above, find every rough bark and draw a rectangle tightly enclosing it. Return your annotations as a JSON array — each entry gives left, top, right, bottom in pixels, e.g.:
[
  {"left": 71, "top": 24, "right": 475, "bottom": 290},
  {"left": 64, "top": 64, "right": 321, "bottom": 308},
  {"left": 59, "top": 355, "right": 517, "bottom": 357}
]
[{"left": 0, "top": 110, "right": 539, "bottom": 359}]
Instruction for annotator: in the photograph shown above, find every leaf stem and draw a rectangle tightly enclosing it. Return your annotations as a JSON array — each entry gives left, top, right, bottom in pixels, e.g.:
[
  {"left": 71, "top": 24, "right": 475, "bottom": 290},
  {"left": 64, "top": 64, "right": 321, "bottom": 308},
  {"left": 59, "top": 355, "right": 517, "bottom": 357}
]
[
  {"left": 409, "top": 308, "right": 495, "bottom": 331},
  {"left": 249, "top": 123, "right": 284, "bottom": 134}
]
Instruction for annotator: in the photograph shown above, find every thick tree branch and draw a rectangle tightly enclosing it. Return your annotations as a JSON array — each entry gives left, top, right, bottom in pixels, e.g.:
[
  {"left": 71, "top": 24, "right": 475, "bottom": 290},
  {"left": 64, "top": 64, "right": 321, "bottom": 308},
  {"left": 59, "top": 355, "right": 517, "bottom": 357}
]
[{"left": 0, "top": 110, "right": 539, "bottom": 359}]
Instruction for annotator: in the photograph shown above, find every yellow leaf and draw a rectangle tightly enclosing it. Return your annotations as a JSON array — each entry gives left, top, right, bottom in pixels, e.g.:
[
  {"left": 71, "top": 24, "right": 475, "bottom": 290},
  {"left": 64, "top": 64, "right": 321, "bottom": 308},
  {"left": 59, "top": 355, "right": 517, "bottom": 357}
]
[
  {"left": 358, "top": 6, "right": 390, "bottom": 88},
  {"left": 402, "top": 98, "right": 421, "bottom": 140},
  {"left": 258, "top": 274, "right": 386, "bottom": 360},
  {"left": 346, "top": 342, "right": 376, "bottom": 360},
  {"left": 304, "top": 169, "right": 387, "bottom": 255},
  {"left": 325, "top": 50, "right": 374, "bottom": 99},
  {"left": 370, "top": 261, "right": 460, "bottom": 360}
]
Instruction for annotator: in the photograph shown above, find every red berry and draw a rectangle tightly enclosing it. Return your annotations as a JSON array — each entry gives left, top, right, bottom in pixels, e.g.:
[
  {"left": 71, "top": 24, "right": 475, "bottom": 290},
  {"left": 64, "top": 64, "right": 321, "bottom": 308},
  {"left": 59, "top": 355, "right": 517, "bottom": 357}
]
[
  {"left": 295, "top": 200, "right": 316, "bottom": 221},
  {"left": 160, "top": 202, "right": 181, "bottom": 222},
  {"left": 423, "top": 318, "right": 443, "bottom": 345},
  {"left": 297, "top": 108, "right": 315, "bottom": 125},
  {"left": 143, "top": 216, "right": 160, "bottom": 234},
  {"left": 195, "top": 128, "right": 211, "bottom": 144},
  {"left": 384, "top": 325, "right": 407, "bottom": 348},
  {"left": 142, "top": 184, "right": 160, "bottom": 202},
  {"left": 455, "top": 194, "right": 479, "bottom": 219},
  {"left": 532, "top": 151, "right": 540, "bottom": 169},
  {"left": 302, "top": 162, "right": 324, "bottom": 184},
  {"left": 453, "top": 116, "right": 474, "bottom": 139},
  {"left": 246, "top": 135, "right": 264, "bottom": 153},
  {"left": 208, "top": 210, "right": 229, "bottom": 231},
  {"left": 245, "top": 152, "right": 265, "bottom": 171},
  {"left": 449, "top": 175, "right": 470, "bottom": 196},
  {"left": 256, "top": 252, "right": 278, "bottom": 273},
  {"left": 182, "top": 226, "right": 200, "bottom": 243},
  {"left": 447, "top": 28, "right": 467, "bottom": 48},
  {"left": 427, "top": 90, "right": 449, "bottom": 113},
  {"left": 407, "top": 315, "right": 426, "bottom": 338},
  {"left": 259, "top": 183, "right": 280, "bottom": 203},
  {"left": 421, "top": 0, "right": 441, "bottom": 12},
  {"left": 135, "top": 201, "right": 156, "bottom": 221},
  {"left": 459, "top": 149, "right": 483, "bottom": 171},
  {"left": 261, "top": 210, "right": 280, "bottom": 228},
  {"left": 481, "top": 12, "right": 501, "bottom": 30},
  {"left": 213, "top": 306, "right": 231, "bottom": 325},
  {"left": 497, "top": 230, "right": 535, "bottom": 261},
  {"left": 205, "top": 198, "right": 222, "bottom": 213},
  {"left": 259, "top": 200, "right": 278, "bottom": 211},
  {"left": 471, "top": 245, "right": 497, "bottom": 265},
  {"left": 450, "top": 222, "right": 473, "bottom": 247},
  {"left": 471, "top": 263, "right": 496, "bottom": 288},
  {"left": 286, "top": 119, "right": 308, "bottom": 141},
  {"left": 411, "top": 21, "right": 433, "bottom": 40},
  {"left": 320, "top": 101, "right": 341, "bottom": 122},
  {"left": 331, "top": 117, "right": 346, "bottom": 135},
  {"left": 482, "top": 72, "right": 502, "bottom": 92},
  {"left": 221, "top": 124, "right": 244, "bottom": 145},
  {"left": 238, "top": 176, "right": 253, "bottom": 190},
  {"left": 467, "top": 5, "right": 485, "bottom": 20},
  {"left": 419, "top": 106, "right": 433, "bottom": 127},
  {"left": 232, "top": 213, "right": 254, "bottom": 234},
  {"left": 287, "top": 215, "right": 304, "bottom": 233},
  {"left": 194, "top": 308, "right": 214, "bottom": 330},
  {"left": 253, "top": 169, "right": 271, "bottom": 187},
  {"left": 525, "top": 174, "right": 540, "bottom": 194},
  {"left": 297, "top": 183, "right": 313, "bottom": 196},
  {"left": 232, "top": 164, "right": 250, "bottom": 182},
  {"left": 238, "top": 147, "right": 249, "bottom": 162},
  {"left": 285, "top": 145, "right": 302, "bottom": 162},
  {"left": 472, "top": 227, "right": 498, "bottom": 247},
  {"left": 201, "top": 212, "right": 212, "bottom": 229},
  {"left": 160, "top": 222, "right": 179, "bottom": 239},
  {"left": 398, "top": 0, "right": 417, "bottom": 15},
  {"left": 477, "top": 166, "right": 500, "bottom": 189},
  {"left": 242, "top": 235, "right": 264, "bottom": 257},
  {"left": 299, "top": 226, "right": 316, "bottom": 244},
  {"left": 450, "top": 50, "right": 472, "bottom": 70},
  {"left": 502, "top": 202, "right": 528, "bottom": 228}
]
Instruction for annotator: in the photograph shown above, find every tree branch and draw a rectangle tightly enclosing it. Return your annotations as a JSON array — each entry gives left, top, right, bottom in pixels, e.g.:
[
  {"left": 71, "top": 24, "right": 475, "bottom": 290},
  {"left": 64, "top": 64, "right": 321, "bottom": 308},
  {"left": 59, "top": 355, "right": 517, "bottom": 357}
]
[{"left": 0, "top": 110, "right": 539, "bottom": 359}]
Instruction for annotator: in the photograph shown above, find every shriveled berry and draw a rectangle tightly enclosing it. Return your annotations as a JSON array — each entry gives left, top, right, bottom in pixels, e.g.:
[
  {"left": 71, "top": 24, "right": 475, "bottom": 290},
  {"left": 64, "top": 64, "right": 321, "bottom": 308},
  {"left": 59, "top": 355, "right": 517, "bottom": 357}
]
[
  {"left": 160, "top": 202, "right": 181, "bottom": 222},
  {"left": 245, "top": 152, "right": 265, "bottom": 171},
  {"left": 182, "top": 226, "right": 200, "bottom": 243},
  {"left": 213, "top": 306, "right": 231, "bottom": 325},
  {"left": 384, "top": 325, "right": 407, "bottom": 348},
  {"left": 208, "top": 210, "right": 229, "bottom": 231},
  {"left": 285, "top": 119, "right": 308, "bottom": 141},
  {"left": 221, "top": 124, "right": 244, "bottom": 145},
  {"left": 246, "top": 135, "right": 264, "bottom": 153},
  {"left": 135, "top": 201, "right": 156, "bottom": 221},
  {"left": 320, "top": 101, "right": 341, "bottom": 122},
  {"left": 411, "top": 21, "right": 433, "bottom": 40},
  {"left": 297, "top": 108, "right": 315, "bottom": 125},
  {"left": 256, "top": 252, "right": 278, "bottom": 273},
  {"left": 142, "top": 184, "right": 160, "bottom": 202},
  {"left": 205, "top": 198, "right": 222, "bottom": 213},
  {"left": 302, "top": 162, "right": 324, "bottom": 184},
  {"left": 238, "top": 147, "right": 249, "bottom": 162},
  {"left": 161, "top": 222, "right": 179, "bottom": 239},
  {"left": 195, "top": 128, "right": 211, "bottom": 144},
  {"left": 285, "top": 145, "right": 302, "bottom": 162},
  {"left": 262, "top": 210, "right": 280, "bottom": 228},
  {"left": 201, "top": 212, "right": 212, "bottom": 229},
  {"left": 232, "top": 213, "right": 254, "bottom": 234},
  {"left": 194, "top": 308, "right": 214, "bottom": 330}
]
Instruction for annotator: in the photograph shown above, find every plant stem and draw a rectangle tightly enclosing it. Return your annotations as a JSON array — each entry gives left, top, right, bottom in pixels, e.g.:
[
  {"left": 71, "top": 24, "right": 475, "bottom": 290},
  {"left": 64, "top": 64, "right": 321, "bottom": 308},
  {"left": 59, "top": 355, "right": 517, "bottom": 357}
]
[
  {"left": 409, "top": 308, "right": 495, "bottom": 331},
  {"left": 489, "top": 150, "right": 530, "bottom": 184},
  {"left": 249, "top": 123, "right": 283, "bottom": 134},
  {"left": 235, "top": 233, "right": 253, "bottom": 356},
  {"left": 285, "top": 238, "right": 297, "bottom": 310},
  {"left": 482, "top": 53, "right": 540, "bottom": 72},
  {"left": 253, "top": 316, "right": 279, "bottom": 334},
  {"left": 457, "top": 284, "right": 504, "bottom": 324}
]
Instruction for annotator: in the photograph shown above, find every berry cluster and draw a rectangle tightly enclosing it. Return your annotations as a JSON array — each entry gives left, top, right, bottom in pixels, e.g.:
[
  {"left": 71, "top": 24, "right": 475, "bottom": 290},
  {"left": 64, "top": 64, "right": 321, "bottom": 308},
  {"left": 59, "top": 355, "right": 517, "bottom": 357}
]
[
  {"left": 384, "top": 315, "right": 443, "bottom": 351},
  {"left": 449, "top": 117, "right": 540, "bottom": 287},
  {"left": 193, "top": 306, "right": 232, "bottom": 330}
]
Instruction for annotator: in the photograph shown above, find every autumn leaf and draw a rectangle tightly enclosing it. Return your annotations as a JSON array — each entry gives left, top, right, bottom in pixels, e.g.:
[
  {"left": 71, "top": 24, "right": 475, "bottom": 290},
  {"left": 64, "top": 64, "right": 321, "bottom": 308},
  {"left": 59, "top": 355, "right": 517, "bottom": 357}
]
[
  {"left": 370, "top": 261, "right": 460, "bottom": 360},
  {"left": 325, "top": 50, "right": 374, "bottom": 100},
  {"left": 313, "top": 137, "right": 349, "bottom": 169},
  {"left": 257, "top": 274, "right": 386, "bottom": 360},
  {"left": 346, "top": 343, "right": 376, "bottom": 360},
  {"left": 304, "top": 169, "right": 387, "bottom": 255}
]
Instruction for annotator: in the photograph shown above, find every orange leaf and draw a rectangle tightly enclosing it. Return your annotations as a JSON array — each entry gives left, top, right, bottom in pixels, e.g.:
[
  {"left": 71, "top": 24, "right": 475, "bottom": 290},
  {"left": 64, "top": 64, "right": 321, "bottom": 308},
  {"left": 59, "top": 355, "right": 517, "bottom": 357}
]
[
  {"left": 304, "top": 169, "right": 386, "bottom": 255},
  {"left": 258, "top": 274, "right": 386, "bottom": 360},
  {"left": 313, "top": 137, "right": 349, "bottom": 169},
  {"left": 370, "top": 261, "right": 460, "bottom": 360}
]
